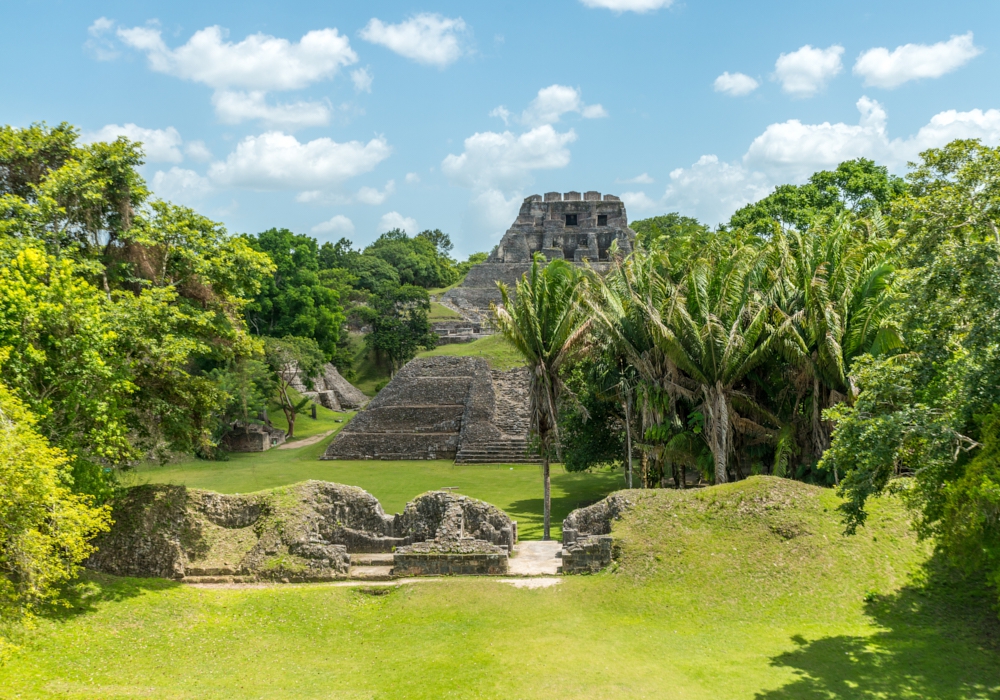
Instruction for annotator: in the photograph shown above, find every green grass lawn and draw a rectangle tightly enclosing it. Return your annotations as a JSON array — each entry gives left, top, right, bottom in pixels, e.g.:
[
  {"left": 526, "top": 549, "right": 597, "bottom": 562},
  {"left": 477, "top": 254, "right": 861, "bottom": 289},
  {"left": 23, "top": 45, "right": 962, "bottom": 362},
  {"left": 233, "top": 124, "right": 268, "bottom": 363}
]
[
  {"left": 416, "top": 334, "right": 525, "bottom": 370},
  {"left": 133, "top": 431, "right": 621, "bottom": 541},
  {"left": 3, "top": 477, "right": 998, "bottom": 699},
  {"left": 428, "top": 301, "right": 462, "bottom": 320}
]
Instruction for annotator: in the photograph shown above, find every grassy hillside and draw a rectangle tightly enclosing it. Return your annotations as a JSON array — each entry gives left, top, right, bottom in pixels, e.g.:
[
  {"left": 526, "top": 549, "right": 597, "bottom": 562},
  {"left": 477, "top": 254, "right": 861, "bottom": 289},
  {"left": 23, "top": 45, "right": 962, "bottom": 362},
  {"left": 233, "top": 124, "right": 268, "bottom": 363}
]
[
  {"left": 3, "top": 477, "right": 998, "bottom": 698},
  {"left": 416, "top": 334, "right": 525, "bottom": 370}
]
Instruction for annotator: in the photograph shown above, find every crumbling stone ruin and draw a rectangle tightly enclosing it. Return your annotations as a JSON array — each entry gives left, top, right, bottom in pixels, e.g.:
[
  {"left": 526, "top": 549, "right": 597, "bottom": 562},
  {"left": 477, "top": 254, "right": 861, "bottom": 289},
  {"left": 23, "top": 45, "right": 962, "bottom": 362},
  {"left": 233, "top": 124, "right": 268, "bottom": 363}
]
[
  {"left": 87, "top": 480, "right": 518, "bottom": 582},
  {"left": 291, "top": 362, "right": 370, "bottom": 411},
  {"left": 221, "top": 423, "right": 287, "bottom": 452},
  {"left": 322, "top": 356, "right": 537, "bottom": 464},
  {"left": 443, "top": 191, "right": 636, "bottom": 319},
  {"left": 560, "top": 492, "right": 636, "bottom": 574}
]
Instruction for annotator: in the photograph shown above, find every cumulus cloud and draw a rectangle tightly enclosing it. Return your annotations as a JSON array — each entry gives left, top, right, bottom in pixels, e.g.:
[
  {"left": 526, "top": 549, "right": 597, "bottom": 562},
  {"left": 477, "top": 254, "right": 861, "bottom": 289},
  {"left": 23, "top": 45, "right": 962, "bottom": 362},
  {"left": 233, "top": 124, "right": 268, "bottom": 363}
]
[
  {"left": 854, "top": 32, "right": 982, "bottom": 89},
  {"left": 461, "top": 189, "right": 522, "bottom": 240},
  {"left": 84, "top": 123, "right": 183, "bottom": 162},
  {"left": 211, "top": 90, "right": 330, "bottom": 129},
  {"left": 351, "top": 67, "right": 373, "bottom": 93},
  {"left": 405, "top": 172, "right": 421, "bottom": 184},
  {"left": 356, "top": 180, "right": 395, "bottom": 205},
  {"left": 85, "top": 17, "right": 118, "bottom": 60},
  {"left": 714, "top": 71, "right": 760, "bottom": 96},
  {"left": 442, "top": 125, "right": 577, "bottom": 192},
  {"left": 379, "top": 211, "right": 417, "bottom": 234},
  {"left": 579, "top": 0, "right": 674, "bottom": 12},
  {"left": 490, "top": 106, "right": 512, "bottom": 125},
  {"left": 184, "top": 140, "right": 212, "bottom": 162},
  {"left": 774, "top": 44, "right": 844, "bottom": 97},
  {"left": 118, "top": 24, "right": 357, "bottom": 90},
  {"left": 312, "top": 214, "right": 355, "bottom": 236},
  {"left": 151, "top": 167, "right": 212, "bottom": 204},
  {"left": 647, "top": 98, "right": 1000, "bottom": 226},
  {"left": 208, "top": 131, "right": 391, "bottom": 190},
  {"left": 360, "top": 14, "right": 468, "bottom": 67},
  {"left": 521, "top": 85, "right": 607, "bottom": 127}
]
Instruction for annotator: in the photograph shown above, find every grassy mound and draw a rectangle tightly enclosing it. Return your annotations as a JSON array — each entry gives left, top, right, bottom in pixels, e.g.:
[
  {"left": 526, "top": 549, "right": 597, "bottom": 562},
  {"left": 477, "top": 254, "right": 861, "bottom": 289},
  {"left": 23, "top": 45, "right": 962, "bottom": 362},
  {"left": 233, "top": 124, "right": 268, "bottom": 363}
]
[
  {"left": 416, "top": 334, "right": 525, "bottom": 370},
  {"left": 5, "top": 478, "right": 997, "bottom": 698}
]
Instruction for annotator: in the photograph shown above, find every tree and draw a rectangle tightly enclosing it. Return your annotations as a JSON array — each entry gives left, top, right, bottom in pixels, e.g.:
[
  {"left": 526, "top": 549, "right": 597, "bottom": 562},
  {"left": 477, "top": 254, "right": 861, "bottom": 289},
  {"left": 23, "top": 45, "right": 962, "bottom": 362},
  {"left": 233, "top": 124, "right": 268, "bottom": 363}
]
[
  {"left": 262, "top": 336, "right": 324, "bottom": 438},
  {"left": 361, "top": 284, "right": 437, "bottom": 376},
  {"left": 245, "top": 228, "right": 346, "bottom": 360},
  {"left": 364, "top": 229, "right": 458, "bottom": 289},
  {"left": 492, "top": 256, "right": 591, "bottom": 540},
  {"left": 0, "top": 381, "right": 111, "bottom": 622}
]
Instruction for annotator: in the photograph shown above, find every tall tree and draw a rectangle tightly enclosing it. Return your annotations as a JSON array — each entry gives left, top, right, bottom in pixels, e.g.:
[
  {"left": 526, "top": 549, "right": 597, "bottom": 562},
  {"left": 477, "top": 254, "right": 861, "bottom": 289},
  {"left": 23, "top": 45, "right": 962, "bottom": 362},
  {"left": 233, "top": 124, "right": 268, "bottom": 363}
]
[
  {"left": 361, "top": 284, "right": 437, "bottom": 376},
  {"left": 492, "top": 256, "right": 590, "bottom": 540},
  {"left": 262, "top": 336, "right": 324, "bottom": 439}
]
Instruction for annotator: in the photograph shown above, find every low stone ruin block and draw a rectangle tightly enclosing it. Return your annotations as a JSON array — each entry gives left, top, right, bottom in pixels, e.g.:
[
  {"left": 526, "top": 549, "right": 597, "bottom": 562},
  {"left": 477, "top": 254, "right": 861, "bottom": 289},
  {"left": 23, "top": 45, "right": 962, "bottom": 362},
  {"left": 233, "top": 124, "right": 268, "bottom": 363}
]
[{"left": 561, "top": 535, "right": 613, "bottom": 574}]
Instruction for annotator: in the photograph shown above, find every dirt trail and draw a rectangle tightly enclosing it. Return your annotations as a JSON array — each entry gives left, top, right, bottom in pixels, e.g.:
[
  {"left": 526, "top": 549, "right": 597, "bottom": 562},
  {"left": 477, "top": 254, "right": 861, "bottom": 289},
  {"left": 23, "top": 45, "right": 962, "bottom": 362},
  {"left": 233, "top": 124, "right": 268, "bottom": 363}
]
[{"left": 277, "top": 429, "right": 335, "bottom": 449}]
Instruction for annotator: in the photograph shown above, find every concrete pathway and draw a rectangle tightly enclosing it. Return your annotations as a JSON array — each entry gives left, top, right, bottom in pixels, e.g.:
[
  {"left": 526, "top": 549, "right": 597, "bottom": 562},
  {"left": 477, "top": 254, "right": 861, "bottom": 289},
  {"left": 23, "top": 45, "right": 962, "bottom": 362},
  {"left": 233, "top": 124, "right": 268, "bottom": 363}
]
[
  {"left": 508, "top": 540, "right": 562, "bottom": 576},
  {"left": 277, "top": 429, "right": 335, "bottom": 449}
]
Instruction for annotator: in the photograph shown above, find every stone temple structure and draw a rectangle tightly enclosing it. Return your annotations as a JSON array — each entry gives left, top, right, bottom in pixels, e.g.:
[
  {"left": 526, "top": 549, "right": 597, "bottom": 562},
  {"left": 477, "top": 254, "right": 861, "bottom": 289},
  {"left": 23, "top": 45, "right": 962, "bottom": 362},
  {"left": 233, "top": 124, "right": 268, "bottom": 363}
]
[{"left": 442, "top": 191, "right": 636, "bottom": 319}]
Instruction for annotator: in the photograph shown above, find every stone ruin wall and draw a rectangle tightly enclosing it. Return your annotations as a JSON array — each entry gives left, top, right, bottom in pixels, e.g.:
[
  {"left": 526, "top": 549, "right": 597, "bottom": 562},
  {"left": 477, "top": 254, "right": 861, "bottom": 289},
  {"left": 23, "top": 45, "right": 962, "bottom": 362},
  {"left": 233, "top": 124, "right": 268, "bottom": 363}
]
[
  {"left": 86, "top": 481, "right": 518, "bottom": 581},
  {"left": 322, "top": 356, "right": 537, "bottom": 463},
  {"left": 560, "top": 492, "right": 637, "bottom": 574},
  {"left": 442, "top": 190, "right": 635, "bottom": 320}
]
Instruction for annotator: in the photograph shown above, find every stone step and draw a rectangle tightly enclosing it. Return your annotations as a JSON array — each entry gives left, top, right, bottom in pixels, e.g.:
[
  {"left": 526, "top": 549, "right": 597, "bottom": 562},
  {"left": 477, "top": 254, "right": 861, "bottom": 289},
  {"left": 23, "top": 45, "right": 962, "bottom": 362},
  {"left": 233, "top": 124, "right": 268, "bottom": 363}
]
[
  {"left": 182, "top": 575, "right": 255, "bottom": 584},
  {"left": 350, "top": 553, "right": 394, "bottom": 566},
  {"left": 349, "top": 565, "right": 395, "bottom": 581},
  {"left": 184, "top": 566, "right": 239, "bottom": 576}
]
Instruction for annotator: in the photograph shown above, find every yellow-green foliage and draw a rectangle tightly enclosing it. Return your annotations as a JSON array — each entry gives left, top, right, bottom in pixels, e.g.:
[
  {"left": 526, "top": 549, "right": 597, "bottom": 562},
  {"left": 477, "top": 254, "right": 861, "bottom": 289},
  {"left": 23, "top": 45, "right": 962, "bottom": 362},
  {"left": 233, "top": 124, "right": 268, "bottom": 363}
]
[{"left": 0, "top": 382, "right": 111, "bottom": 621}]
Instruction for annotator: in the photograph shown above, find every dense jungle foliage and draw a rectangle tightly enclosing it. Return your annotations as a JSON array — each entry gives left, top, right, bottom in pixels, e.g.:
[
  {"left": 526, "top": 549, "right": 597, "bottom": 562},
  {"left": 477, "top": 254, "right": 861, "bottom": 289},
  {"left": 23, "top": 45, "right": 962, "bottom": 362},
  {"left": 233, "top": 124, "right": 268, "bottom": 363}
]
[{"left": 2, "top": 122, "right": 1000, "bottom": 614}]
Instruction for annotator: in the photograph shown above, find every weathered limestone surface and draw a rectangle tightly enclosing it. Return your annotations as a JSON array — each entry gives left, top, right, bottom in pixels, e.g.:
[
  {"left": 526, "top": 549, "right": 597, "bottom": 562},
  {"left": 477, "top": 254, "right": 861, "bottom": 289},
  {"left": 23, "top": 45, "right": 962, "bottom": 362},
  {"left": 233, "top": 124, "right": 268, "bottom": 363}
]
[
  {"left": 221, "top": 423, "right": 286, "bottom": 452},
  {"left": 560, "top": 492, "right": 636, "bottom": 574},
  {"left": 443, "top": 191, "right": 635, "bottom": 318},
  {"left": 321, "top": 357, "right": 537, "bottom": 463},
  {"left": 87, "top": 481, "right": 518, "bottom": 581},
  {"left": 290, "top": 362, "right": 369, "bottom": 410}
]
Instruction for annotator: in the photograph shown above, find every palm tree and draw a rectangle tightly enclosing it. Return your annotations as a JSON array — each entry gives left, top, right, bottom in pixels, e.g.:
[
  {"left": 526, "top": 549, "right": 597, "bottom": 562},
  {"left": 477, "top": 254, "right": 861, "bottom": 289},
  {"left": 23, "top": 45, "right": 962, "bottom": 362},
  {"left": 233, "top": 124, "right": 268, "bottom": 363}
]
[
  {"left": 773, "top": 213, "right": 901, "bottom": 478},
  {"left": 491, "top": 256, "right": 590, "bottom": 540}
]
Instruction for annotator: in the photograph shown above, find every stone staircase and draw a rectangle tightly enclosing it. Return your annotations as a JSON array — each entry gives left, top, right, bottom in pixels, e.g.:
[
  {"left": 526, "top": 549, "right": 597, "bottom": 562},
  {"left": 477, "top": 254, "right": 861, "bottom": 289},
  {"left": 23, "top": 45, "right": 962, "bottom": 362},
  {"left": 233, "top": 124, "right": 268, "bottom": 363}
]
[
  {"left": 455, "top": 437, "right": 537, "bottom": 464},
  {"left": 349, "top": 553, "right": 394, "bottom": 580}
]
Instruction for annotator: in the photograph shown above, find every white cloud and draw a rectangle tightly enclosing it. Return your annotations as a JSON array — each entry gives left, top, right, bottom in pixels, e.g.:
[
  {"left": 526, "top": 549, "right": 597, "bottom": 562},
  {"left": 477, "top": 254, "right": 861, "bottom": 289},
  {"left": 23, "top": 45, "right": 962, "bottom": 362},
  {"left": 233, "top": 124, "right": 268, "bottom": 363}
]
[
  {"left": 714, "top": 71, "right": 760, "bottom": 96},
  {"left": 442, "top": 125, "right": 577, "bottom": 192},
  {"left": 854, "top": 32, "right": 982, "bottom": 89},
  {"left": 744, "top": 96, "right": 888, "bottom": 180},
  {"left": 521, "top": 85, "right": 607, "bottom": 127},
  {"left": 312, "top": 214, "right": 355, "bottom": 236},
  {"left": 579, "top": 0, "right": 674, "bottom": 12},
  {"left": 151, "top": 167, "right": 212, "bottom": 204},
  {"left": 351, "top": 67, "right": 373, "bottom": 93},
  {"left": 490, "top": 106, "right": 512, "bottom": 125},
  {"left": 405, "top": 172, "right": 421, "bottom": 184},
  {"left": 379, "top": 211, "right": 417, "bottom": 234},
  {"left": 84, "top": 123, "right": 183, "bottom": 163},
  {"left": 356, "top": 180, "right": 395, "bottom": 205},
  {"left": 462, "top": 189, "right": 522, "bottom": 240},
  {"left": 619, "top": 173, "right": 655, "bottom": 184},
  {"left": 620, "top": 191, "right": 661, "bottom": 212},
  {"left": 184, "top": 140, "right": 212, "bottom": 162},
  {"left": 208, "top": 131, "right": 391, "bottom": 190},
  {"left": 651, "top": 98, "right": 1000, "bottom": 227},
  {"left": 212, "top": 90, "right": 330, "bottom": 128},
  {"left": 359, "top": 14, "right": 467, "bottom": 68},
  {"left": 774, "top": 44, "right": 844, "bottom": 97},
  {"left": 85, "top": 17, "right": 118, "bottom": 60},
  {"left": 117, "top": 25, "right": 357, "bottom": 90}
]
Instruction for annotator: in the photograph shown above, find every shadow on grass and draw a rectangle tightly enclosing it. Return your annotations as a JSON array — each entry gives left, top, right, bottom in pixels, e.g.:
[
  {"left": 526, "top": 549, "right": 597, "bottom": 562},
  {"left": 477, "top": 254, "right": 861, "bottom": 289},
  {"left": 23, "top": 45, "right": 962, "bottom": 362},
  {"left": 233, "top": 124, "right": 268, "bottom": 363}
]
[
  {"left": 757, "top": 554, "right": 1000, "bottom": 699},
  {"left": 40, "top": 570, "right": 182, "bottom": 623}
]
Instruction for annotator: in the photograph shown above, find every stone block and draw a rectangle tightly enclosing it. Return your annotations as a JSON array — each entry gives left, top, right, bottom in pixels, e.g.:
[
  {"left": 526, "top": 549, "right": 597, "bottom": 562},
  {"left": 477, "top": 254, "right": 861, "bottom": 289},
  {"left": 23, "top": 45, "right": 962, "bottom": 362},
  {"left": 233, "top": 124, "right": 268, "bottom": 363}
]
[
  {"left": 584, "top": 190, "right": 601, "bottom": 201},
  {"left": 563, "top": 191, "right": 582, "bottom": 201},
  {"left": 544, "top": 191, "right": 562, "bottom": 201}
]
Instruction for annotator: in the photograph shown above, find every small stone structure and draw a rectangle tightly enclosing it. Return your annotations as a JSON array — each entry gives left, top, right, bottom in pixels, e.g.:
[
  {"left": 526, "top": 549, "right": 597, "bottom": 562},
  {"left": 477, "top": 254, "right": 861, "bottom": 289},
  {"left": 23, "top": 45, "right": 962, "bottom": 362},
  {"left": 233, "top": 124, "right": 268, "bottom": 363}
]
[
  {"left": 86, "top": 481, "right": 517, "bottom": 582},
  {"left": 431, "top": 320, "right": 490, "bottom": 345},
  {"left": 560, "top": 492, "right": 636, "bottom": 574},
  {"left": 291, "top": 362, "right": 370, "bottom": 411},
  {"left": 443, "top": 191, "right": 636, "bottom": 319},
  {"left": 322, "top": 356, "right": 537, "bottom": 463},
  {"left": 221, "top": 423, "right": 287, "bottom": 452}
]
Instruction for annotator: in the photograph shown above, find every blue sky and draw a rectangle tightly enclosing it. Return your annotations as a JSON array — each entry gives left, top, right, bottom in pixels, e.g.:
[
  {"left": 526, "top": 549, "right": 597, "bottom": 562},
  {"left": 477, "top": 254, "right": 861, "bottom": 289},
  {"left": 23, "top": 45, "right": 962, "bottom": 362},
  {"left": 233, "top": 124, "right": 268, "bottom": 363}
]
[{"left": 3, "top": 0, "right": 999, "bottom": 256}]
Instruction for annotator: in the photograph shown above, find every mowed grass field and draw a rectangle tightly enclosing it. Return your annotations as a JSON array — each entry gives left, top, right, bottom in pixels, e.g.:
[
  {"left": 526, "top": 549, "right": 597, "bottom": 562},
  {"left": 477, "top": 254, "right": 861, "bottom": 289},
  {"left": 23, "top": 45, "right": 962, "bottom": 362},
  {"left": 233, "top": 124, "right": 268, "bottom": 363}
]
[
  {"left": 3, "top": 478, "right": 998, "bottom": 699},
  {"left": 131, "top": 430, "right": 621, "bottom": 541}
]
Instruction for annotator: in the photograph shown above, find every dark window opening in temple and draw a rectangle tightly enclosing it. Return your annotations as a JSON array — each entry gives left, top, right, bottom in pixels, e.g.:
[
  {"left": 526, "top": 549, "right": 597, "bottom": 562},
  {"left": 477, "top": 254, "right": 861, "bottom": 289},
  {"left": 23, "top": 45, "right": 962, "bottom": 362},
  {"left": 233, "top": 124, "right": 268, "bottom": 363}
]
[
  {"left": 578, "top": 235, "right": 588, "bottom": 246},
  {"left": 597, "top": 214, "right": 608, "bottom": 226},
  {"left": 565, "top": 214, "right": 578, "bottom": 226}
]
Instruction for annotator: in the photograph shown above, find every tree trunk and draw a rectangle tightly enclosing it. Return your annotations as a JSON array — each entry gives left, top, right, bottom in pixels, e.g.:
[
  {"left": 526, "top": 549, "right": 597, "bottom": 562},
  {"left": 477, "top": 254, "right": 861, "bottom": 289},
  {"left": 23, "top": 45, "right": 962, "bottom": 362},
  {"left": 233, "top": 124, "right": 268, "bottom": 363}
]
[
  {"left": 279, "top": 383, "right": 296, "bottom": 438},
  {"left": 706, "top": 382, "right": 729, "bottom": 484},
  {"left": 624, "top": 393, "right": 633, "bottom": 489},
  {"left": 542, "top": 454, "right": 551, "bottom": 541}
]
